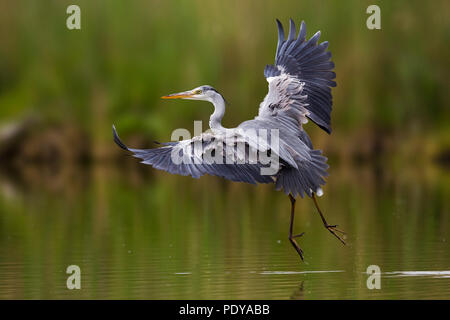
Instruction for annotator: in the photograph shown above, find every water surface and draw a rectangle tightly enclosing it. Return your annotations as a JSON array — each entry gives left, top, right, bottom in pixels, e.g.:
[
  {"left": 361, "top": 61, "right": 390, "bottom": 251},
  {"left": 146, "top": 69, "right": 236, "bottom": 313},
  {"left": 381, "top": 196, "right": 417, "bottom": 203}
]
[{"left": 0, "top": 163, "right": 448, "bottom": 299}]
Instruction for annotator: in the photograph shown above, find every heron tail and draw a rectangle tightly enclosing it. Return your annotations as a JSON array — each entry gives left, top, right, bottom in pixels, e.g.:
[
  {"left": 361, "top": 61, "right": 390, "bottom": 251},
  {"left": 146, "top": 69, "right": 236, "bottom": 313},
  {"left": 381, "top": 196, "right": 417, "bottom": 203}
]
[{"left": 275, "top": 149, "right": 328, "bottom": 198}]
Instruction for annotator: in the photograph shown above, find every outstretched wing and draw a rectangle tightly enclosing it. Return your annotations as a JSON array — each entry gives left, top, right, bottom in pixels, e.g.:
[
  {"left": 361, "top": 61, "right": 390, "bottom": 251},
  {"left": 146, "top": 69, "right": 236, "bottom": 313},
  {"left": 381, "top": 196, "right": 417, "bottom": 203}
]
[
  {"left": 258, "top": 19, "right": 336, "bottom": 134},
  {"left": 113, "top": 125, "right": 275, "bottom": 184}
]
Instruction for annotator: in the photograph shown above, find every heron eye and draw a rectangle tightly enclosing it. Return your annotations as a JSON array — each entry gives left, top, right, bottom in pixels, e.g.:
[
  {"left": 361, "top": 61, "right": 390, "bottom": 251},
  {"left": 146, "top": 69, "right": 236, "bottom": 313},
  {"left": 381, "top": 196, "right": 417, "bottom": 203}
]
[{"left": 194, "top": 90, "right": 202, "bottom": 94}]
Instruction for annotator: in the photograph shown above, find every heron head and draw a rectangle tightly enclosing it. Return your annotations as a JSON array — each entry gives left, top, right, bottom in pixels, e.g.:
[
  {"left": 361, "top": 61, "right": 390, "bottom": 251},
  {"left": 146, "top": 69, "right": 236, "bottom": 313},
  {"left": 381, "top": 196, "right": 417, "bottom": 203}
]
[{"left": 161, "top": 85, "right": 220, "bottom": 102}]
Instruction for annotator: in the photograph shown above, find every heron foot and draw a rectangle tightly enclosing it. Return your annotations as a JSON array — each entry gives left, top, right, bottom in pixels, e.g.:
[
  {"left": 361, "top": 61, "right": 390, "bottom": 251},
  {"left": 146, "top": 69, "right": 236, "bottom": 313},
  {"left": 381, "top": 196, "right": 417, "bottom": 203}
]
[
  {"left": 292, "top": 232, "right": 305, "bottom": 239},
  {"left": 289, "top": 236, "right": 304, "bottom": 261},
  {"left": 288, "top": 194, "right": 305, "bottom": 262},
  {"left": 325, "top": 224, "right": 346, "bottom": 245}
]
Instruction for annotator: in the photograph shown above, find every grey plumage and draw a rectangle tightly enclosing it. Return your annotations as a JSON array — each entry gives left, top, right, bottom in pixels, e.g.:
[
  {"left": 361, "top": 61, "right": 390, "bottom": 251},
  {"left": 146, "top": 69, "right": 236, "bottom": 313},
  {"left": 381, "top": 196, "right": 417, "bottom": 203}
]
[
  {"left": 113, "top": 19, "right": 336, "bottom": 199},
  {"left": 263, "top": 19, "right": 335, "bottom": 134}
]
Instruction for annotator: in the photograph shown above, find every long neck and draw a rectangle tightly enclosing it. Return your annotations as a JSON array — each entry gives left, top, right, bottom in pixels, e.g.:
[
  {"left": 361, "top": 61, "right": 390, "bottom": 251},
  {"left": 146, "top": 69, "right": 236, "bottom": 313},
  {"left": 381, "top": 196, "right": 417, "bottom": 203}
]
[{"left": 208, "top": 93, "right": 226, "bottom": 130}]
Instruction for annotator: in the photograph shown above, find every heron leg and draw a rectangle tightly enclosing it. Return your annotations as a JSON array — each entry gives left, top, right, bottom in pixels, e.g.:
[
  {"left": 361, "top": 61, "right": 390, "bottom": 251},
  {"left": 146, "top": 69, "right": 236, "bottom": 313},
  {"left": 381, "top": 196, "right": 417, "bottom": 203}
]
[
  {"left": 288, "top": 194, "right": 305, "bottom": 261},
  {"left": 311, "top": 193, "right": 346, "bottom": 245}
]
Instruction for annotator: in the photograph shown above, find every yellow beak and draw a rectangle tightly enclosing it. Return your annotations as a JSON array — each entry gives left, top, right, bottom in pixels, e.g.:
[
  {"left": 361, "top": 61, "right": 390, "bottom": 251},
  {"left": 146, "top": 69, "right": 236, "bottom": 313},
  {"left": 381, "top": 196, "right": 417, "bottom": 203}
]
[{"left": 161, "top": 91, "right": 194, "bottom": 99}]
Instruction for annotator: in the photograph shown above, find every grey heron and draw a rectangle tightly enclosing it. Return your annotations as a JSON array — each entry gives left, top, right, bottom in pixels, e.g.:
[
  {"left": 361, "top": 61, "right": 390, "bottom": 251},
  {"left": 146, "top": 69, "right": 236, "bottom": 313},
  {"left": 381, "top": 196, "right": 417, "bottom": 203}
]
[{"left": 113, "top": 19, "right": 345, "bottom": 261}]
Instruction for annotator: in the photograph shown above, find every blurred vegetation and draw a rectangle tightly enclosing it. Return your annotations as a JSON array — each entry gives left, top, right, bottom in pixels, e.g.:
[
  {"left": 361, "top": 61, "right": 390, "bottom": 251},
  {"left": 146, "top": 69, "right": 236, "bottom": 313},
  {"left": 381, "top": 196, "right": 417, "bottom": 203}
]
[{"left": 0, "top": 0, "right": 449, "bottom": 165}]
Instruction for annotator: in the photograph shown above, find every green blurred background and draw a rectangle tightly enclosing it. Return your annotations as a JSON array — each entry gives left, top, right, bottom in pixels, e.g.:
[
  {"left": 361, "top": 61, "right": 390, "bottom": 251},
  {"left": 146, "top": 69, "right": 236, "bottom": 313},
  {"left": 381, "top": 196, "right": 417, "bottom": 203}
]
[{"left": 0, "top": 0, "right": 449, "bottom": 299}]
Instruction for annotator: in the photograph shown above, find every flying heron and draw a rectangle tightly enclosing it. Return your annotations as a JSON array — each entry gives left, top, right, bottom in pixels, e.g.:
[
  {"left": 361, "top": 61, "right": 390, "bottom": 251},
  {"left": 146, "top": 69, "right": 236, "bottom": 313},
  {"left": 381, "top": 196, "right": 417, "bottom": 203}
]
[{"left": 113, "top": 19, "right": 345, "bottom": 261}]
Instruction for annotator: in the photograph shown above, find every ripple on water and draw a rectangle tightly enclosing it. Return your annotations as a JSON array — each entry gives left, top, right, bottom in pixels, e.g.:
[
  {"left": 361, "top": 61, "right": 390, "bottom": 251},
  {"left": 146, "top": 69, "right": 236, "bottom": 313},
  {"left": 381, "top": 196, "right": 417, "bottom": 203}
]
[{"left": 384, "top": 271, "right": 450, "bottom": 279}]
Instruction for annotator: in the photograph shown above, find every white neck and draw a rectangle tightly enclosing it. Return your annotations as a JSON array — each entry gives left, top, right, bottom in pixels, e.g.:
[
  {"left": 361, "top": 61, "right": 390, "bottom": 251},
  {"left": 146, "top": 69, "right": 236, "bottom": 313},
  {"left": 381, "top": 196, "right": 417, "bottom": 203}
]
[{"left": 207, "top": 93, "right": 226, "bottom": 130}]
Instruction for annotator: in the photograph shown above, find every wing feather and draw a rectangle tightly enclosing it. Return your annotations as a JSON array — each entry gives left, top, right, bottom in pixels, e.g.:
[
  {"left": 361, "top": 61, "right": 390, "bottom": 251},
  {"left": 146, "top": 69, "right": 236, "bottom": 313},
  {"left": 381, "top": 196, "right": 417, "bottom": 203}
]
[
  {"left": 259, "top": 19, "right": 336, "bottom": 134},
  {"left": 112, "top": 125, "right": 275, "bottom": 184}
]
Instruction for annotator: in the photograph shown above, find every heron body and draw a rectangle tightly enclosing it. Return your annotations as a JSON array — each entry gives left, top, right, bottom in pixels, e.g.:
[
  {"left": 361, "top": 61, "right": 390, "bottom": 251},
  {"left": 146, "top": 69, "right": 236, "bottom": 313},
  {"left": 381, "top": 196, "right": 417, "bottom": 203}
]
[{"left": 113, "top": 19, "right": 345, "bottom": 260}]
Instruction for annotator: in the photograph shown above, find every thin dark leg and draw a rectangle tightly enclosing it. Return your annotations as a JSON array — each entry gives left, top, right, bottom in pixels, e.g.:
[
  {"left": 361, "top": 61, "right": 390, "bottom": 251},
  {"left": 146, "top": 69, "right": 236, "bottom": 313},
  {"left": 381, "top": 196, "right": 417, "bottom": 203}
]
[
  {"left": 311, "top": 193, "right": 346, "bottom": 245},
  {"left": 288, "top": 194, "right": 305, "bottom": 261}
]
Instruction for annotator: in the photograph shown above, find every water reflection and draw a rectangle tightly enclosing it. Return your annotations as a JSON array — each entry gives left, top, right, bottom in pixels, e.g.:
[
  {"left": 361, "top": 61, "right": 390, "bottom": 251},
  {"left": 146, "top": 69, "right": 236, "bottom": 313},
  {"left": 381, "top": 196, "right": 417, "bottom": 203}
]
[
  {"left": 289, "top": 281, "right": 305, "bottom": 300},
  {"left": 384, "top": 271, "right": 450, "bottom": 279},
  {"left": 0, "top": 161, "right": 448, "bottom": 299}
]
